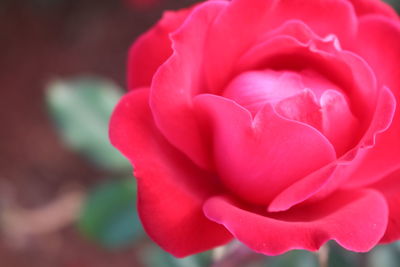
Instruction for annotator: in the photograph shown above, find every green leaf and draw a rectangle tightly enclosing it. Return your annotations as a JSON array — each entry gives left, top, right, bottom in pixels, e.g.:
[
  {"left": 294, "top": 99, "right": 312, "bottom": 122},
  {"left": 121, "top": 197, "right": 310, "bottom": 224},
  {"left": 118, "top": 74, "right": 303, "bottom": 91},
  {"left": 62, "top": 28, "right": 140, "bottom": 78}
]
[
  {"left": 328, "top": 243, "right": 359, "bottom": 267},
  {"left": 46, "top": 77, "right": 130, "bottom": 172},
  {"left": 140, "top": 244, "right": 212, "bottom": 267},
  {"left": 268, "top": 250, "right": 318, "bottom": 267},
  {"left": 78, "top": 178, "right": 143, "bottom": 249},
  {"left": 384, "top": 0, "right": 400, "bottom": 12},
  {"left": 370, "top": 245, "right": 399, "bottom": 267}
]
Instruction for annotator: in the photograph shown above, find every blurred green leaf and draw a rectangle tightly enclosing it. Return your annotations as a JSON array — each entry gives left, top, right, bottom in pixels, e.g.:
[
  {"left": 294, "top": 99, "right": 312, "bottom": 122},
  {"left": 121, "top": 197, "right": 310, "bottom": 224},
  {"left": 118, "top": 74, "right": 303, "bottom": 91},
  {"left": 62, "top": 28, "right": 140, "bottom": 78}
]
[
  {"left": 78, "top": 178, "right": 143, "bottom": 249},
  {"left": 141, "top": 244, "right": 212, "bottom": 267},
  {"left": 46, "top": 77, "right": 130, "bottom": 172},
  {"left": 384, "top": 0, "right": 400, "bottom": 12},
  {"left": 328, "top": 243, "right": 359, "bottom": 267},
  {"left": 370, "top": 245, "right": 399, "bottom": 267},
  {"left": 268, "top": 250, "right": 318, "bottom": 267}
]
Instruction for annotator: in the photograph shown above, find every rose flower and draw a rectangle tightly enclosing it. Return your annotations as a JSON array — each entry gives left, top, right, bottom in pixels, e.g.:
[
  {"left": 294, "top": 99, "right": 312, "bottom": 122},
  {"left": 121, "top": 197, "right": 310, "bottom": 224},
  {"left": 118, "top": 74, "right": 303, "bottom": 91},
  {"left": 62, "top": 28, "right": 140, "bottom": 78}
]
[{"left": 110, "top": 0, "right": 400, "bottom": 257}]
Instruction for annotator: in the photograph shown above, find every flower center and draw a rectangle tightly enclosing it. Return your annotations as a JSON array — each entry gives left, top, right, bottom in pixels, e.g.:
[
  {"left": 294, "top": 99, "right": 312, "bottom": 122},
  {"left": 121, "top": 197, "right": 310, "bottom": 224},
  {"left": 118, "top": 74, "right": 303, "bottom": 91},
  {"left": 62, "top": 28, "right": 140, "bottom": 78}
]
[{"left": 223, "top": 69, "right": 360, "bottom": 156}]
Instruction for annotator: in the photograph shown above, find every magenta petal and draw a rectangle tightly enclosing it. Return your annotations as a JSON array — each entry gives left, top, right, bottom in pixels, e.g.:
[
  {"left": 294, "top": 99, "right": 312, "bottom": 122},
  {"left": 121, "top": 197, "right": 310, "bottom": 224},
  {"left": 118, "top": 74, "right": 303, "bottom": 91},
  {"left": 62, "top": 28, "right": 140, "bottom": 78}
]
[
  {"left": 127, "top": 7, "right": 193, "bottom": 89},
  {"left": 110, "top": 89, "right": 232, "bottom": 257},
  {"left": 237, "top": 29, "right": 377, "bottom": 124},
  {"left": 267, "top": 0, "right": 358, "bottom": 47},
  {"left": 204, "top": 0, "right": 357, "bottom": 92},
  {"left": 370, "top": 169, "right": 400, "bottom": 243},
  {"left": 274, "top": 89, "right": 322, "bottom": 130},
  {"left": 194, "top": 94, "right": 336, "bottom": 205},
  {"left": 270, "top": 86, "right": 395, "bottom": 211},
  {"left": 344, "top": 86, "right": 397, "bottom": 188},
  {"left": 355, "top": 16, "right": 400, "bottom": 95},
  {"left": 348, "top": 0, "right": 399, "bottom": 19},
  {"left": 268, "top": 164, "right": 336, "bottom": 212},
  {"left": 204, "top": 189, "right": 388, "bottom": 255},
  {"left": 204, "top": 0, "right": 277, "bottom": 92},
  {"left": 150, "top": 1, "right": 227, "bottom": 169},
  {"left": 319, "top": 90, "right": 360, "bottom": 156},
  {"left": 345, "top": 16, "right": 400, "bottom": 186}
]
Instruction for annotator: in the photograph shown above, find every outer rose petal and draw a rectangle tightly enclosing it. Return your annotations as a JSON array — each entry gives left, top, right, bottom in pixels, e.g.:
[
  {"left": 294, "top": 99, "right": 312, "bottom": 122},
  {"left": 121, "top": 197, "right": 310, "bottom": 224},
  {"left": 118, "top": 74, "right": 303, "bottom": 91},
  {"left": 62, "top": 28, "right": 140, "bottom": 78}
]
[
  {"left": 370, "top": 169, "right": 400, "bottom": 243},
  {"left": 204, "top": 189, "right": 388, "bottom": 255},
  {"left": 127, "top": 7, "right": 193, "bottom": 89},
  {"left": 345, "top": 16, "right": 400, "bottom": 187},
  {"left": 347, "top": 0, "right": 399, "bottom": 19},
  {"left": 150, "top": 1, "right": 228, "bottom": 169},
  {"left": 109, "top": 89, "right": 232, "bottom": 257}
]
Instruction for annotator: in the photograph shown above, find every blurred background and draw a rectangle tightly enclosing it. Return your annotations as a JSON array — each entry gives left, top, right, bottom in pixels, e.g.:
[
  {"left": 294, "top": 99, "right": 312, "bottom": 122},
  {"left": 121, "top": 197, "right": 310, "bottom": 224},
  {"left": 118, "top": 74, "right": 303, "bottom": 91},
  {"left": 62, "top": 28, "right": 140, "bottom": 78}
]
[{"left": 0, "top": 0, "right": 399, "bottom": 266}]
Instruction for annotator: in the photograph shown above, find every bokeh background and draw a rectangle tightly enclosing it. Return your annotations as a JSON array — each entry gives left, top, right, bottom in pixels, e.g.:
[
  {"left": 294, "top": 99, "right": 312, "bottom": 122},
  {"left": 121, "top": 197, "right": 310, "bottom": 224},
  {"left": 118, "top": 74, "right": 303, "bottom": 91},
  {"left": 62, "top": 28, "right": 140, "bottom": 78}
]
[{"left": 1, "top": 0, "right": 399, "bottom": 266}]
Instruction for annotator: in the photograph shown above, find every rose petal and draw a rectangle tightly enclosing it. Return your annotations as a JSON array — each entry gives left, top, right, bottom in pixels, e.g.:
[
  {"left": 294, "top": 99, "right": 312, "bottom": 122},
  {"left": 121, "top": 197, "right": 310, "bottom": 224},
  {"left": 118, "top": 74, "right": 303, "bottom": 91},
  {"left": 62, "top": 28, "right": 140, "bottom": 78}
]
[
  {"left": 223, "top": 70, "right": 305, "bottom": 116},
  {"left": 269, "top": 86, "right": 395, "bottom": 211},
  {"left": 267, "top": 0, "right": 358, "bottom": 46},
  {"left": 345, "top": 17, "right": 400, "bottom": 187},
  {"left": 348, "top": 0, "right": 399, "bottom": 19},
  {"left": 127, "top": 7, "right": 193, "bottom": 89},
  {"left": 319, "top": 89, "right": 360, "bottom": 156},
  {"left": 275, "top": 89, "right": 323, "bottom": 131},
  {"left": 237, "top": 22, "right": 378, "bottom": 126},
  {"left": 204, "top": 189, "right": 388, "bottom": 255},
  {"left": 204, "top": 0, "right": 357, "bottom": 92},
  {"left": 355, "top": 16, "right": 400, "bottom": 94},
  {"left": 110, "top": 89, "right": 232, "bottom": 257},
  {"left": 370, "top": 169, "right": 400, "bottom": 243},
  {"left": 150, "top": 1, "right": 227, "bottom": 169},
  {"left": 194, "top": 94, "right": 336, "bottom": 206}
]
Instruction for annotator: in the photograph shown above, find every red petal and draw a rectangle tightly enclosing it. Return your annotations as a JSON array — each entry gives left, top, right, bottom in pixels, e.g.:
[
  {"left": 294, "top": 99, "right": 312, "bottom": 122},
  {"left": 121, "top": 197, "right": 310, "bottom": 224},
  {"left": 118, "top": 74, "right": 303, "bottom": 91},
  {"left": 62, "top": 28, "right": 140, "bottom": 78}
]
[
  {"left": 237, "top": 22, "right": 378, "bottom": 125},
  {"left": 319, "top": 90, "right": 360, "bottom": 156},
  {"left": 109, "top": 89, "right": 232, "bottom": 257},
  {"left": 348, "top": 0, "right": 399, "bottom": 19},
  {"left": 150, "top": 1, "right": 227, "bottom": 169},
  {"left": 204, "top": 0, "right": 357, "bottom": 92},
  {"left": 204, "top": 189, "right": 388, "bottom": 255},
  {"left": 345, "top": 16, "right": 400, "bottom": 187},
  {"left": 270, "top": 86, "right": 395, "bottom": 211},
  {"left": 370, "top": 169, "right": 400, "bottom": 243},
  {"left": 194, "top": 94, "right": 336, "bottom": 206},
  {"left": 127, "top": 7, "right": 193, "bottom": 89}
]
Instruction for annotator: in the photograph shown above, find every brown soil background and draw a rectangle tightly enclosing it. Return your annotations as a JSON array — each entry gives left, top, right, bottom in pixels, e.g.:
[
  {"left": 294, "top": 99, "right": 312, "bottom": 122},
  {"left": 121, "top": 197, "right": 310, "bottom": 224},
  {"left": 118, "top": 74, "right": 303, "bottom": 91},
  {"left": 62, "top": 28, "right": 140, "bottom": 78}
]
[{"left": 0, "top": 0, "right": 195, "bottom": 266}]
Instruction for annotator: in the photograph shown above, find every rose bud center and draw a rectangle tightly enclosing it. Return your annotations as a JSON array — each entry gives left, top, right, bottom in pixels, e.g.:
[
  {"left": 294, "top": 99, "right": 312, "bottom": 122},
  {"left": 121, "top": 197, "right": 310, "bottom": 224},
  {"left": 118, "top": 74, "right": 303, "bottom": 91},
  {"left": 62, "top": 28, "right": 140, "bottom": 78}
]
[{"left": 223, "top": 69, "right": 360, "bottom": 156}]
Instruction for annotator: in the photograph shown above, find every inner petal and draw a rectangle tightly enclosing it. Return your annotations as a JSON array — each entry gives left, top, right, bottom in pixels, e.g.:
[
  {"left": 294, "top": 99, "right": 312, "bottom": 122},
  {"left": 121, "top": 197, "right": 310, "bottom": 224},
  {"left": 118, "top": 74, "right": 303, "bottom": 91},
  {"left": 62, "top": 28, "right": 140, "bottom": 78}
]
[
  {"left": 223, "top": 70, "right": 305, "bottom": 115},
  {"left": 223, "top": 70, "right": 360, "bottom": 155}
]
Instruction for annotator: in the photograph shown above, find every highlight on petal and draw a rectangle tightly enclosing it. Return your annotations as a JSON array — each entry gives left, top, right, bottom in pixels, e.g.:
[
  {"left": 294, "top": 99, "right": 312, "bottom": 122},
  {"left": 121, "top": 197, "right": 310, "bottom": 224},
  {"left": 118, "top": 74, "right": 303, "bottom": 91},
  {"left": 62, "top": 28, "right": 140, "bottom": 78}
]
[
  {"left": 204, "top": 189, "right": 388, "bottom": 255},
  {"left": 110, "top": 89, "right": 232, "bottom": 257},
  {"left": 223, "top": 70, "right": 308, "bottom": 116}
]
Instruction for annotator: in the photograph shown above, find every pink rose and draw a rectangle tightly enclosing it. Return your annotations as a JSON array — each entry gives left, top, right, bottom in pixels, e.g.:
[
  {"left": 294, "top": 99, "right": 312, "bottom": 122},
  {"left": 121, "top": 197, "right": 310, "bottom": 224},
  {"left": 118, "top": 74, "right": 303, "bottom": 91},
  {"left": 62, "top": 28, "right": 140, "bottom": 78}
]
[{"left": 110, "top": 0, "right": 400, "bottom": 257}]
